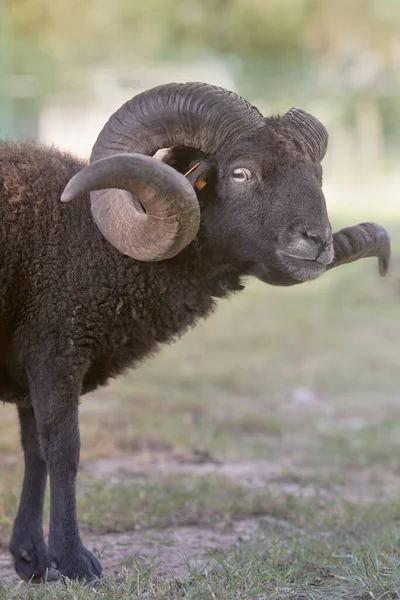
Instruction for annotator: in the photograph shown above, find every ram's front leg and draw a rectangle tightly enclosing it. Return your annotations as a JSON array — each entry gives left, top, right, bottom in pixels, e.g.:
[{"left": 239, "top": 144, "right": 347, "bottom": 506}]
[
  {"left": 29, "top": 366, "right": 102, "bottom": 583},
  {"left": 10, "top": 406, "right": 58, "bottom": 583}
]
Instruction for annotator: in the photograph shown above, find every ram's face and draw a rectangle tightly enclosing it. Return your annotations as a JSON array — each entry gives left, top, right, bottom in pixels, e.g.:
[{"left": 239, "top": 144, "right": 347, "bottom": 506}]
[{"left": 179, "top": 126, "right": 334, "bottom": 286}]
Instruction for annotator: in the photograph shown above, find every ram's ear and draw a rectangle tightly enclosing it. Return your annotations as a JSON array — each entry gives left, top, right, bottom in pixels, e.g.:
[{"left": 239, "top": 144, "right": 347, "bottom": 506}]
[
  {"left": 160, "top": 146, "right": 212, "bottom": 191},
  {"left": 160, "top": 145, "right": 200, "bottom": 170}
]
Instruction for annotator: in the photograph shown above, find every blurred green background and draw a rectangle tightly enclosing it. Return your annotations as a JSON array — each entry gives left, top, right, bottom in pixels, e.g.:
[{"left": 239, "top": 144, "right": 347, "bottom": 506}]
[{"left": 1, "top": 0, "right": 400, "bottom": 181}]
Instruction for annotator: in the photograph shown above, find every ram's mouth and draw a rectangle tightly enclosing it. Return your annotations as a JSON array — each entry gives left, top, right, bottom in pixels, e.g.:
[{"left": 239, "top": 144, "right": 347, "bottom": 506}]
[
  {"left": 287, "top": 258, "right": 327, "bottom": 280},
  {"left": 248, "top": 222, "right": 391, "bottom": 287},
  {"left": 247, "top": 258, "right": 326, "bottom": 287}
]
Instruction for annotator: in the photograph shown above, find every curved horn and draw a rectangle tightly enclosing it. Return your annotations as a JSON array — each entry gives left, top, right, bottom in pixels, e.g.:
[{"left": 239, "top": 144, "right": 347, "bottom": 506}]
[
  {"left": 64, "top": 82, "right": 264, "bottom": 261},
  {"left": 282, "top": 107, "right": 328, "bottom": 161},
  {"left": 91, "top": 82, "right": 264, "bottom": 161},
  {"left": 328, "top": 222, "right": 390, "bottom": 276},
  {"left": 61, "top": 154, "right": 200, "bottom": 261}
]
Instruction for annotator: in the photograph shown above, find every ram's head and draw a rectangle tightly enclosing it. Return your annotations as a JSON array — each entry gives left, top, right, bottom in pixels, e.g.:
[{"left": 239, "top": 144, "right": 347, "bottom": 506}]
[{"left": 62, "top": 82, "right": 390, "bottom": 285}]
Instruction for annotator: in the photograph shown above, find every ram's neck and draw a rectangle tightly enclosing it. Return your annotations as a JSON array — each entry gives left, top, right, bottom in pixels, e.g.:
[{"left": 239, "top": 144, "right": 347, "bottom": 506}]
[{"left": 121, "top": 237, "right": 245, "bottom": 341}]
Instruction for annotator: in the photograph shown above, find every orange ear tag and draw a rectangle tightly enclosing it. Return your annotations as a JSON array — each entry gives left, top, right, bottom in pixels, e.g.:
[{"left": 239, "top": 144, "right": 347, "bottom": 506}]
[{"left": 194, "top": 177, "right": 207, "bottom": 190}]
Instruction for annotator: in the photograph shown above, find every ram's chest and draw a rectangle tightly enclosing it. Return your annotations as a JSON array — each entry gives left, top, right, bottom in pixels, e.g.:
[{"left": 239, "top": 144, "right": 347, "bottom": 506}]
[
  {"left": 82, "top": 335, "right": 156, "bottom": 393},
  {"left": 81, "top": 284, "right": 215, "bottom": 394}
]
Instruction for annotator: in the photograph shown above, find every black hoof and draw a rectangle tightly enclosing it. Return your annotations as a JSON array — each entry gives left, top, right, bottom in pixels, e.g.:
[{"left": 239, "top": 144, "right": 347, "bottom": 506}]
[
  {"left": 10, "top": 535, "right": 60, "bottom": 583},
  {"left": 52, "top": 543, "right": 102, "bottom": 584}
]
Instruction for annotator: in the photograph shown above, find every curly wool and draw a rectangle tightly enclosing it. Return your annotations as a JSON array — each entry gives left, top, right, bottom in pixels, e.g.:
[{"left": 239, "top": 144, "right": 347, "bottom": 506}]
[{"left": 0, "top": 142, "right": 248, "bottom": 406}]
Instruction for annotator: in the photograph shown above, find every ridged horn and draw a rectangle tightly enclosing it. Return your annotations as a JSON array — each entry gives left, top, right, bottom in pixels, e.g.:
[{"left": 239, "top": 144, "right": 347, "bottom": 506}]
[
  {"left": 61, "top": 154, "right": 201, "bottom": 261},
  {"left": 282, "top": 107, "right": 328, "bottom": 161},
  {"left": 328, "top": 222, "right": 390, "bottom": 276},
  {"left": 62, "top": 82, "right": 264, "bottom": 261}
]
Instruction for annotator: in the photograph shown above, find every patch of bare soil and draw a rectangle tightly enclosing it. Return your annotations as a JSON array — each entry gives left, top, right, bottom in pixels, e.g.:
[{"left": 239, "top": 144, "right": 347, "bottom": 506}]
[
  {"left": 91, "top": 518, "right": 260, "bottom": 577},
  {"left": 0, "top": 551, "right": 15, "bottom": 584},
  {"left": 0, "top": 519, "right": 260, "bottom": 584}
]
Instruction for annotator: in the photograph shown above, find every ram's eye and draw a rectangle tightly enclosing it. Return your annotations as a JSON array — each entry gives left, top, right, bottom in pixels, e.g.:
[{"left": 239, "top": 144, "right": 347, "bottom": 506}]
[{"left": 231, "top": 167, "right": 253, "bottom": 182}]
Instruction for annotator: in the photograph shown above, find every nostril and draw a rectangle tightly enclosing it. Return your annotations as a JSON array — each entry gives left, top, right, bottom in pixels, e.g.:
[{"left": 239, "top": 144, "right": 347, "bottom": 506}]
[
  {"left": 304, "top": 232, "right": 323, "bottom": 245},
  {"left": 296, "top": 230, "right": 324, "bottom": 246},
  {"left": 291, "top": 225, "right": 333, "bottom": 247}
]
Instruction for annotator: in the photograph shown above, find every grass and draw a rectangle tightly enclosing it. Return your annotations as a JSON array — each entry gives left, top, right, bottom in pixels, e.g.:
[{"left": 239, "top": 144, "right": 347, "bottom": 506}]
[{"left": 1, "top": 188, "right": 400, "bottom": 598}]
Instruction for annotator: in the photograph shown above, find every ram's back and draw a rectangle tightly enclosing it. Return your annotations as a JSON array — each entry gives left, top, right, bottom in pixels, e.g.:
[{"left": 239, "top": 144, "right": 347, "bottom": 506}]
[{"left": 0, "top": 142, "right": 86, "bottom": 334}]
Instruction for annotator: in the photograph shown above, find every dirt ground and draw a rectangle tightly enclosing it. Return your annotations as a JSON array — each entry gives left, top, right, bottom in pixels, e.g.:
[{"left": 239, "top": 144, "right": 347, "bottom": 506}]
[
  {"left": 0, "top": 455, "right": 275, "bottom": 584},
  {"left": 0, "top": 452, "right": 324, "bottom": 584},
  {"left": 2, "top": 450, "right": 398, "bottom": 586}
]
